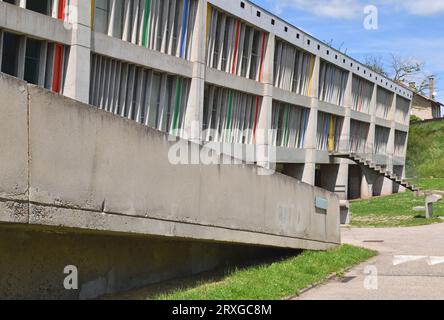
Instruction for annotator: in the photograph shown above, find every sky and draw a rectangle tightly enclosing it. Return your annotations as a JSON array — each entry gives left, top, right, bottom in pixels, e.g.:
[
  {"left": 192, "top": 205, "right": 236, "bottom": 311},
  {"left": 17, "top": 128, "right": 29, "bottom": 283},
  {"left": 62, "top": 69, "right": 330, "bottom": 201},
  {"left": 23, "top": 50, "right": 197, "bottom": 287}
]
[{"left": 252, "top": 0, "right": 444, "bottom": 103}]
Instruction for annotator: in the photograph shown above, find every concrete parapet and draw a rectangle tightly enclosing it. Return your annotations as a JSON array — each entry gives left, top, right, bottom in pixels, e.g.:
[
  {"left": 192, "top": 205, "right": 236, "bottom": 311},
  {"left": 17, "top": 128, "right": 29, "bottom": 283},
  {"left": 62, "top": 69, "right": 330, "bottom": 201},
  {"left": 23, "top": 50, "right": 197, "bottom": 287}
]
[{"left": 0, "top": 73, "right": 341, "bottom": 298}]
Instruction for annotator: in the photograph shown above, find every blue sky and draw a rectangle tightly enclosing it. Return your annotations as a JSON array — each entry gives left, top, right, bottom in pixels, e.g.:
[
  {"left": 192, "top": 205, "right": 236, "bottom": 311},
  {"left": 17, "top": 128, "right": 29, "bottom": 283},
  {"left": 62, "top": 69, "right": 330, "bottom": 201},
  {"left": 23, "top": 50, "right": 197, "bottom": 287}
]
[{"left": 252, "top": 0, "right": 444, "bottom": 103}]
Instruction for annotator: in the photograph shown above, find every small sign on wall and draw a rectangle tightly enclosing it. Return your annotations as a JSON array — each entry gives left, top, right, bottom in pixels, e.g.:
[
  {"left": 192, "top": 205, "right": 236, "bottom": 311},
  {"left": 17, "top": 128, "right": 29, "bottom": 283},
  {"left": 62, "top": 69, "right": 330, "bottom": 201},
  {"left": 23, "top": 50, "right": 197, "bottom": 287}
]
[{"left": 315, "top": 197, "right": 328, "bottom": 212}]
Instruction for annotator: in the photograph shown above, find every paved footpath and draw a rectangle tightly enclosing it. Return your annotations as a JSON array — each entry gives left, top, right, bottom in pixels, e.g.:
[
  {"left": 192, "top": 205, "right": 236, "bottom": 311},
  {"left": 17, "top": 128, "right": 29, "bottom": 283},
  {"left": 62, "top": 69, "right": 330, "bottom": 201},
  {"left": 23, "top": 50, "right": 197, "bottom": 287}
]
[{"left": 295, "top": 223, "right": 444, "bottom": 300}]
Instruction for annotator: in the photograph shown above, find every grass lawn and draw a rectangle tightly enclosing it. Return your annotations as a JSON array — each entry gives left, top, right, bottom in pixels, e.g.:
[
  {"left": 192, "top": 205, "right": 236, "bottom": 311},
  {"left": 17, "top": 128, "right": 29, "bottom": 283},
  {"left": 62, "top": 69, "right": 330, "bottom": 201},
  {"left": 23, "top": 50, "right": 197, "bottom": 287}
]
[
  {"left": 350, "top": 178, "right": 444, "bottom": 228},
  {"left": 155, "top": 245, "right": 376, "bottom": 300},
  {"left": 407, "top": 121, "right": 444, "bottom": 178},
  {"left": 413, "top": 178, "right": 444, "bottom": 191}
]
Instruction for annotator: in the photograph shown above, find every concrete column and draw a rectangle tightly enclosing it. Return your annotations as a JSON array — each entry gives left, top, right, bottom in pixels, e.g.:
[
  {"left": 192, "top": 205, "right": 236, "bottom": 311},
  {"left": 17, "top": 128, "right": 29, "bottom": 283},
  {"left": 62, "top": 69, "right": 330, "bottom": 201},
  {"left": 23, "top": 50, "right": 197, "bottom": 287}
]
[
  {"left": 361, "top": 84, "right": 378, "bottom": 200},
  {"left": 396, "top": 165, "right": 407, "bottom": 193},
  {"left": 380, "top": 121, "right": 396, "bottom": 196},
  {"left": 18, "top": 0, "right": 26, "bottom": 8},
  {"left": 367, "top": 87, "right": 376, "bottom": 157},
  {"left": 335, "top": 163, "right": 349, "bottom": 200},
  {"left": 369, "top": 83, "right": 377, "bottom": 160},
  {"left": 340, "top": 71, "right": 352, "bottom": 152},
  {"left": 302, "top": 55, "right": 321, "bottom": 185},
  {"left": 388, "top": 94, "right": 397, "bottom": 160},
  {"left": 335, "top": 71, "right": 353, "bottom": 199},
  {"left": 184, "top": 0, "right": 207, "bottom": 143},
  {"left": 380, "top": 93, "right": 398, "bottom": 195},
  {"left": 361, "top": 167, "right": 374, "bottom": 199},
  {"left": 256, "top": 33, "right": 275, "bottom": 170},
  {"left": 336, "top": 110, "right": 350, "bottom": 200},
  {"left": 62, "top": 0, "right": 92, "bottom": 104},
  {"left": 388, "top": 90, "right": 396, "bottom": 122}
]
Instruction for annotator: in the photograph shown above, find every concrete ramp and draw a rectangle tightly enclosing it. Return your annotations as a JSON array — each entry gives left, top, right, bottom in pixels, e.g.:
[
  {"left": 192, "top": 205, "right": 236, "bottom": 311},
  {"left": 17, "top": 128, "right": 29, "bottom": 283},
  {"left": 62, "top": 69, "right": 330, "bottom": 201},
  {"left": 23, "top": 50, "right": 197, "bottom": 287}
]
[
  {"left": 0, "top": 73, "right": 340, "bottom": 250},
  {"left": 0, "top": 74, "right": 340, "bottom": 299}
]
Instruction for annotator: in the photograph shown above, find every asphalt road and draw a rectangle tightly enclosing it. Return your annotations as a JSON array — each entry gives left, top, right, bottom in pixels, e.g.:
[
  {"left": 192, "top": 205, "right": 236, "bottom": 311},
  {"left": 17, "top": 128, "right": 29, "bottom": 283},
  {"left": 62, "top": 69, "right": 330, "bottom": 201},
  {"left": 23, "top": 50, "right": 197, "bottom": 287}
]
[{"left": 295, "top": 222, "right": 444, "bottom": 300}]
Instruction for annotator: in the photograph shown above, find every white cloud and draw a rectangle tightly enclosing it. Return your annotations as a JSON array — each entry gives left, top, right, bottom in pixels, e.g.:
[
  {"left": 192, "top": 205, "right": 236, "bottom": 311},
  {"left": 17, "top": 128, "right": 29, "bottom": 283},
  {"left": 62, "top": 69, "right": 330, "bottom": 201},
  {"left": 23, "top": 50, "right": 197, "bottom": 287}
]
[
  {"left": 267, "top": 0, "right": 444, "bottom": 18},
  {"left": 267, "top": 0, "right": 363, "bottom": 19},
  {"left": 403, "top": 0, "right": 444, "bottom": 16},
  {"left": 381, "top": 0, "right": 444, "bottom": 16}
]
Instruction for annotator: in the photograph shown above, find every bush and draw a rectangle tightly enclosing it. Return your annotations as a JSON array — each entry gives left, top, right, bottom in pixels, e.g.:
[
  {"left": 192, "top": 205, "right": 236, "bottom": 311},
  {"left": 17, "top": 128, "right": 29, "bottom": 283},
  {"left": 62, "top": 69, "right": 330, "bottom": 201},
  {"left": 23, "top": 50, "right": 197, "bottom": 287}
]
[{"left": 410, "top": 115, "right": 422, "bottom": 124}]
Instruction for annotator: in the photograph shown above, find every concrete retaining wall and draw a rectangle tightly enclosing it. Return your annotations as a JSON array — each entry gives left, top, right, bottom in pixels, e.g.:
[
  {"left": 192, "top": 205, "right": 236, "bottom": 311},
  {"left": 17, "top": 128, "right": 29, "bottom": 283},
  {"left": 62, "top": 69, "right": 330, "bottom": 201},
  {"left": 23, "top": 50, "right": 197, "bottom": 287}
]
[{"left": 0, "top": 73, "right": 340, "bottom": 298}]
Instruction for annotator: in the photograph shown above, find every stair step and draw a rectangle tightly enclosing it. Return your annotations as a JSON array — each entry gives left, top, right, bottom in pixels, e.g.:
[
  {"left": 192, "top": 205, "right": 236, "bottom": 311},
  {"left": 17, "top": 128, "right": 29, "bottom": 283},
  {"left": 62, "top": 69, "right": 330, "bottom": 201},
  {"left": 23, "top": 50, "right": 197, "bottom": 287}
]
[{"left": 331, "top": 152, "right": 420, "bottom": 193}]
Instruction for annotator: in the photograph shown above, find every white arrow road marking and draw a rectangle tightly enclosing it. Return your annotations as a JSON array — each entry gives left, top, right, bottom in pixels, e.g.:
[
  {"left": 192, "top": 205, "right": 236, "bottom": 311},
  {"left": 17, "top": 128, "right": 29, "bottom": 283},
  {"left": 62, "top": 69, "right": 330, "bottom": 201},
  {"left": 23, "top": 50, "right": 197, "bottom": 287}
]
[
  {"left": 393, "top": 255, "right": 427, "bottom": 266},
  {"left": 427, "top": 257, "right": 444, "bottom": 266}
]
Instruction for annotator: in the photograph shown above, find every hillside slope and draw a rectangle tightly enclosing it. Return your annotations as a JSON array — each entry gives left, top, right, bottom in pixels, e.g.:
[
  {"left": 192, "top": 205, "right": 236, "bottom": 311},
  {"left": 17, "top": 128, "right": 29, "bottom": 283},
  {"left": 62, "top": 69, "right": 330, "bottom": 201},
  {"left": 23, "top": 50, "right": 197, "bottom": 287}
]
[{"left": 406, "top": 120, "right": 444, "bottom": 178}]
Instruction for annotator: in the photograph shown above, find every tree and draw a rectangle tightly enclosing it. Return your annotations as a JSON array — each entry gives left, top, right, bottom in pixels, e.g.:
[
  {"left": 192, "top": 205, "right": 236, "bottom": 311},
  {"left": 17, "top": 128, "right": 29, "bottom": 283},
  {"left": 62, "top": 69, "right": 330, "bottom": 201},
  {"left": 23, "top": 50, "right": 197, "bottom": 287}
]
[
  {"left": 389, "top": 54, "right": 423, "bottom": 83},
  {"left": 364, "top": 55, "right": 388, "bottom": 77},
  {"left": 364, "top": 54, "right": 436, "bottom": 95},
  {"left": 413, "top": 77, "right": 437, "bottom": 96}
]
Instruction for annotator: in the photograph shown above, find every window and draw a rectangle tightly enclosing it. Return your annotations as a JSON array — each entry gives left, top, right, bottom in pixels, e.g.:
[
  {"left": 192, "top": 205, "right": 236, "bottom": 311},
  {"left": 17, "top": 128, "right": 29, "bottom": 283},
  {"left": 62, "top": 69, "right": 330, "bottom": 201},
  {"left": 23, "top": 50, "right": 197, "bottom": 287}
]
[
  {"left": 274, "top": 39, "right": 315, "bottom": 97},
  {"left": 203, "top": 84, "right": 261, "bottom": 144},
  {"left": 272, "top": 101, "right": 309, "bottom": 149},
  {"left": 319, "top": 61, "right": 348, "bottom": 106},
  {"left": 26, "top": 0, "right": 51, "bottom": 15},
  {"left": 89, "top": 53, "right": 190, "bottom": 136},
  {"left": 207, "top": 6, "right": 267, "bottom": 81},
  {"left": 24, "top": 38, "right": 42, "bottom": 85},
  {"left": 1, "top": 32, "right": 20, "bottom": 77},
  {"left": 316, "top": 112, "right": 344, "bottom": 152}
]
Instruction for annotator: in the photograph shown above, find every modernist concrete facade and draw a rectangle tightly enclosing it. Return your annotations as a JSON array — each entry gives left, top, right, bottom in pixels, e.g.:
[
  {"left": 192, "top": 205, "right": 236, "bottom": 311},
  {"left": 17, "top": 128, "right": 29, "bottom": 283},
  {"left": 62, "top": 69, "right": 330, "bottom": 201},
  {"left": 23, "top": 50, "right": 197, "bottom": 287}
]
[
  {"left": 0, "top": 0, "right": 413, "bottom": 298},
  {"left": 0, "top": 0, "right": 413, "bottom": 200}
]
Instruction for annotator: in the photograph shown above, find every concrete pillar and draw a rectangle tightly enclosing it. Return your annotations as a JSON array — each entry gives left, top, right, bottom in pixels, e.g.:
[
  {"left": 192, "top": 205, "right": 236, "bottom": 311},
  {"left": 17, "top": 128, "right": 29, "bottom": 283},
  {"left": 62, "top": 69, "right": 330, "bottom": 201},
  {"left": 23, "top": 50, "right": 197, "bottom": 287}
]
[
  {"left": 372, "top": 86, "right": 396, "bottom": 196},
  {"left": 256, "top": 33, "right": 275, "bottom": 170},
  {"left": 379, "top": 93, "right": 397, "bottom": 195},
  {"left": 184, "top": 0, "right": 207, "bottom": 143},
  {"left": 361, "top": 167, "right": 374, "bottom": 199},
  {"left": 341, "top": 71, "right": 353, "bottom": 152},
  {"left": 362, "top": 84, "right": 377, "bottom": 199},
  {"left": 399, "top": 165, "right": 406, "bottom": 193},
  {"left": 18, "top": 0, "right": 26, "bottom": 8},
  {"left": 302, "top": 55, "right": 321, "bottom": 185},
  {"left": 335, "top": 162, "right": 349, "bottom": 200},
  {"left": 335, "top": 71, "right": 353, "bottom": 199},
  {"left": 379, "top": 124, "right": 395, "bottom": 196},
  {"left": 369, "top": 83, "right": 377, "bottom": 159},
  {"left": 62, "top": 0, "right": 92, "bottom": 104},
  {"left": 367, "top": 120, "right": 376, "bottom": 157}
]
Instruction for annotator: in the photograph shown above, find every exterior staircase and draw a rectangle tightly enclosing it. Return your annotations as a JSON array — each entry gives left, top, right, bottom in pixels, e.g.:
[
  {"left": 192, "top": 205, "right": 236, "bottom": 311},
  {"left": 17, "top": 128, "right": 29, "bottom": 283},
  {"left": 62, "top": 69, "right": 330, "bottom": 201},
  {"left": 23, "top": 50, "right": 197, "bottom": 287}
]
[{"left": 330, "top": 152, "right": 420, "bottom": 192}]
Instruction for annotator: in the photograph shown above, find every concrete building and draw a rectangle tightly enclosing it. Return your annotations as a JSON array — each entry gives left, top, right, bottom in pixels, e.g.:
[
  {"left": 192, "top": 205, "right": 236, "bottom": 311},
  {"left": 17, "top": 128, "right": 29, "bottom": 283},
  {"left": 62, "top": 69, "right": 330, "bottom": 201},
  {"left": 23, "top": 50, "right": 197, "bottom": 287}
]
[
  {"left": 0, "top": 0, "right": 414, "bottom": 298},
  {"left": 411, "top": 92, "right": 442, "bottom": 120},
  {"left": 0, "top": 0, "right": 414, "bottom": 200}
]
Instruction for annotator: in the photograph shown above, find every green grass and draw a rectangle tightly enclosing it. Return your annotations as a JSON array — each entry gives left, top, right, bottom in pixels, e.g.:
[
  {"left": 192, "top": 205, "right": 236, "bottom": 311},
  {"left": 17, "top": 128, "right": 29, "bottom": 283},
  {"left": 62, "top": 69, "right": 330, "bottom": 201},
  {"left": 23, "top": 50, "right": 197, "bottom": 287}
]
[
  {"left": 411, "top": 178, "right": 444, "bottom": 191},
  {"left": 350, "top": 183, "right": 444, "bottom": 227},
  {"left": 407, "top": 121, "right": 444, "bottom": 178},
  {"left": 349, "top": 118, "right": 444, "bottom": 228},
  {"left": 155, "top": 245, "right": 376, "bottom": 300}
]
